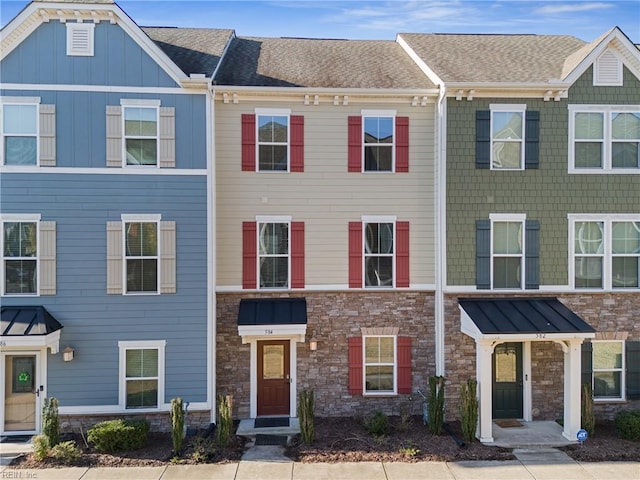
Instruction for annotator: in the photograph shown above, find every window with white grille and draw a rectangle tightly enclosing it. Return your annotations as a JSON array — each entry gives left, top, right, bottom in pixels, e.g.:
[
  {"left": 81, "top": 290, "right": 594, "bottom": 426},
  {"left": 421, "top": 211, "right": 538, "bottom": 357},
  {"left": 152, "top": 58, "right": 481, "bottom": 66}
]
[{"left": 66, "top": 23, "right": 95, "bottom": 56}]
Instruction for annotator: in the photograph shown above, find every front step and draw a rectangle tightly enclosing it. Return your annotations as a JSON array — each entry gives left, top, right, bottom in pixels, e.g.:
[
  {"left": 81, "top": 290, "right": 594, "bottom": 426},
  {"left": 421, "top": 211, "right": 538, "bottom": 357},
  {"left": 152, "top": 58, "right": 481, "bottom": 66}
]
[{"left": 236, "top": 417, "right": 301, "bottom": 437}]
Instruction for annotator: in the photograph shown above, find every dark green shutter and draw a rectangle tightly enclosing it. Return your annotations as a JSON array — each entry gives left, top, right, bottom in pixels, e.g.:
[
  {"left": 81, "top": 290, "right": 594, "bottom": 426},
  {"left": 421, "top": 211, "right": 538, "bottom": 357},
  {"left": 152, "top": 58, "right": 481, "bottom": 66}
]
[
  {"left": 476, "top": 111, "right": 491, "bottom": 169},
  {"left": 525, "top": 220, "right": 540, "bottom": 289},
  {"left": 626, "top": 341, "right": 640, "bottom": 400},
  {"left": 524, "top": 111, "right": 540, "bottom": 169},
  {"left": 581, "top": 341, "right": 593, "bottom": 388},
  {"left": 476, "top": 219, "right": 491, "bottom": 289}
]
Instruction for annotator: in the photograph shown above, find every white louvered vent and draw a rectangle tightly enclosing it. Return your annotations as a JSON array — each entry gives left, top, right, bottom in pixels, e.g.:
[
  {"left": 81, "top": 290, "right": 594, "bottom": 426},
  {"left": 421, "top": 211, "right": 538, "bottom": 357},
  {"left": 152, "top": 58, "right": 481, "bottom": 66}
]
[
  {"left": 66, "top": 23, "right": 95, "bottom": 56},
  {"left": 594, "top": 50, "right": 623, "bottom": 86}
]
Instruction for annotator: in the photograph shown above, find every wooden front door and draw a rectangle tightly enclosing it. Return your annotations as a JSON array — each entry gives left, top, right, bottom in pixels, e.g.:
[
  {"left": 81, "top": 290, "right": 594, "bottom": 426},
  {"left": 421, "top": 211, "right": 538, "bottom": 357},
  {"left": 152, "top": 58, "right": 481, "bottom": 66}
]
[
  {"left": 257, "top": 340, "right": 290, "bottom": 416},
  {"left": 492, "top": 342, "right": 523, "bottom": 419},
  {"left": 3, "top": 354, "right": 38, "bottom": 433}
]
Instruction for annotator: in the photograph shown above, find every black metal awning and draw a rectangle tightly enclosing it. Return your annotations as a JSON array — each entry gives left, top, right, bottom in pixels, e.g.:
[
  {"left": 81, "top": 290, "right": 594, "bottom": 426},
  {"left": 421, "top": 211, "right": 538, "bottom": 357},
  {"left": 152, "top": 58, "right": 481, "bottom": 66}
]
[
  {"left": 1, "top": 306, "right": 64, "bottom": 352},
  {"left": 237, "top": 298, "right": 307, "bottom": 340},
  {"left": 459, "top": 297, "right": 595, "bottom": 338}
]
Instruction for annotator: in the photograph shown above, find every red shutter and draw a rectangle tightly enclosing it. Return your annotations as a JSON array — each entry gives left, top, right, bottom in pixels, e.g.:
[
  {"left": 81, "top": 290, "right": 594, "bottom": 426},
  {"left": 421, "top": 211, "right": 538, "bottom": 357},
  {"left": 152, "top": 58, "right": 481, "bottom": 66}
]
[
  {"left": 396, "top": 221, "right": 410, "bottom": 287},
  {"left": 291, "top": 221, "right": 305, "bottom": 288},
  {"left": 395, "top": 116, "right": 409, "bottom": 173},
  {"left": 349, "top": 222, "right": 363, "bottom": 288},
  {"left": 348, "top": 116, "right": 362, "bottom": 172},
  {"left": 397, "top": 336, "right": 412, "bottom": 394},
  {"left": 241, "top": 114, "right": 256, "bottom": 171},
  {"left": 242, "top": 222, "right": 257, "bottom": 289},
  {"left": 348, "top": 337, "right": 363, "bottom": 395},
  {"left": 290, "top": 115, "right": 304, "bottom": 172}
]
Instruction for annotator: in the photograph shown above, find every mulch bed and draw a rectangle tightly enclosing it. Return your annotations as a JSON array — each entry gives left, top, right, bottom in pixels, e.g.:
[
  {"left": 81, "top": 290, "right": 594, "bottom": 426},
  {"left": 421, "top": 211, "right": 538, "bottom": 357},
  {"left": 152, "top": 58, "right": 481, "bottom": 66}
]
[{"left": 559, "top": 420, "right": 640, "bottom": 462}]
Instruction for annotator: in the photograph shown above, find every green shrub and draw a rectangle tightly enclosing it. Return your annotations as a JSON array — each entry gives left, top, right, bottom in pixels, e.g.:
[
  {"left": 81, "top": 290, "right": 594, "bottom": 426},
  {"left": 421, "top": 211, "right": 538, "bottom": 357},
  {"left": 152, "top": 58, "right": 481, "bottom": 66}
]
[
  {"left": 614, "top": 410, "right": 640, "bottom": 441},
  {"left": 216, "top": 394, "right": 233, "bottom": 448},
  {"left": 50, "top": 440, "right": 81, "bottom": 462},
  {"left": 32, "top": 434, "right": 50, "bottom": 461},
  {"left": 365, "top": 411, "right": 390, "bottom": 437},
  {"left": 191, "top": 435, "right": 217, "bottom": 463},
  {"left": 87, "top": 419, "right": 150, "bottom": 453},
  {"left": 42, "top": 397, "right": 60, "bottom": 447},
  {"left": 297, "top": 389, "right": 315, "bottom": 444},
  {"left": 460, "top": 378, "right": 478, "bottom": 443},
  {"left": 170, "top": 397, "right": 186, "bottom": 454},
  {"left": 581, "top": 383, "right": 595, "bottom": 437},
  {"left": 428, "top": 376, "right": 446, "bottom": 435}
]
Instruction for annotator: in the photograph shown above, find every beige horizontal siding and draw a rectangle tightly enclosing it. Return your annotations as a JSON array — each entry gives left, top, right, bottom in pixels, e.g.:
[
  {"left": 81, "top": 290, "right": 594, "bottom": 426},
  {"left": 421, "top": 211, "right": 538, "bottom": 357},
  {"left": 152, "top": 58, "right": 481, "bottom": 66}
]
[{"left": 216, "top": 100, "right": 436, "bottom": 287}]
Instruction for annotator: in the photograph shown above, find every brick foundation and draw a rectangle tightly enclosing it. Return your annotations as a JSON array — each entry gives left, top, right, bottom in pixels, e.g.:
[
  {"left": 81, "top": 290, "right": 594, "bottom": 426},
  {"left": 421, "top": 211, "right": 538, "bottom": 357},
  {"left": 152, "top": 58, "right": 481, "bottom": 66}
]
[
  {"left": 217, "top": 291, "right": 436, "bottom": 419},
  {"left": 59, "top": 410, "right": 211, "bottom": 434}
]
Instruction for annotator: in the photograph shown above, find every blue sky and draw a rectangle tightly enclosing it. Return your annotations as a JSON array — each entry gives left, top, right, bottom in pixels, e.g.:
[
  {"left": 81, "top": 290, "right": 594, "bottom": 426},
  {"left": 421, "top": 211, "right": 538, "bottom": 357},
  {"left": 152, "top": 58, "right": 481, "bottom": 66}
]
[{"left": 1, "top": 1, "right": 638, "bottom": 43}]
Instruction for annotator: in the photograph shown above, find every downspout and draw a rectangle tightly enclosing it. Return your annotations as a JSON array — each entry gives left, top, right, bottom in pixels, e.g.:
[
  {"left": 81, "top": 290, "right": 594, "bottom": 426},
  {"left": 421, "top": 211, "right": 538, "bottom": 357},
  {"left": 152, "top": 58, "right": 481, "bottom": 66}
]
[
  {"left": 207, "top": 85, "right": 217, "bottom": 425},
  {"left": 435, "top": 85, "right": 447, "bottom": 377}
]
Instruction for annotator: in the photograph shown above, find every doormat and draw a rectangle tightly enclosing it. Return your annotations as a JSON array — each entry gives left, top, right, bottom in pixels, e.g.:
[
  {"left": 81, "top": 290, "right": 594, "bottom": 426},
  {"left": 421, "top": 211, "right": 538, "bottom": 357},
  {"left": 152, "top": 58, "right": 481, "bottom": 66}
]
[
  {"left": 254, "top": 434, "right": 288, "bottom": 446},
  {"left": 0, "top": 435, "right": 32, "bottom": 443},
  {"left": 255, "top": 417, "right": 289, "bottom": 428},
  {"left": 495, "top": 419, "right": 524, "bottom": 428}
]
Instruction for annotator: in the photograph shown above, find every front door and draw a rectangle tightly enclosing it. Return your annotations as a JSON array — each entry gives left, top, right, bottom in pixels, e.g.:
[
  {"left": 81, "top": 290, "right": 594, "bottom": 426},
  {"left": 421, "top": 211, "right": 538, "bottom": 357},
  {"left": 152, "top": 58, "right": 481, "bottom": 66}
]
[
  {"left": 492, "top": 342, "right": 523, "bottom": 419},
  {"left": 3, "top": 353, "right": 39, "bottom": 433},
  {"left": 257, "top": 340, "right": 290, "bottom": 416}
]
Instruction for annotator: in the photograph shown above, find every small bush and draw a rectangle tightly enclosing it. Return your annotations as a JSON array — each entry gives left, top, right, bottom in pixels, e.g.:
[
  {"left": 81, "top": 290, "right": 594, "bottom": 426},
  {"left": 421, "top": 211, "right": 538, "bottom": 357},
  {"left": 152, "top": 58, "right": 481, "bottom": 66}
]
[
  {"left": 42, "top": 397, "right": 60, "bottom": 447},
  {"left": 615, "top": 410, "right": 640, "bottom": 441},
  {"left": 298, "top": 389, "right": 315, "bottom": 444},
  {"left": 428, "top": 376, "right": 446, "bottom": 435},
  {"left": 191, "top": 435, "right": 217, "bottom": 463},
  {"left": 32, "top": 434, "right": 50, "bottom": 461},
  {"left": 581, "top": 383, "right": 595, "bottom": 437},
  {"left": 365, "top": 411, "right": 390, "bottom": 437},
  {"left": 216, "top": 394, "right": 233, "bottom": 448},
  {"left": 170, "top": 397, "right": 186, "bottom": 455},
  {"left": 399, "top": 440, "right": 420, "bottom": 457},
  {"left": 460, "top": 378, "right": 478, "bottom": 443},
  {"left": 87, "top": 419, "right": 150, "bottom": 453},
  {"left": 50, "top": 440, "right": 81, "bottom": 462}
]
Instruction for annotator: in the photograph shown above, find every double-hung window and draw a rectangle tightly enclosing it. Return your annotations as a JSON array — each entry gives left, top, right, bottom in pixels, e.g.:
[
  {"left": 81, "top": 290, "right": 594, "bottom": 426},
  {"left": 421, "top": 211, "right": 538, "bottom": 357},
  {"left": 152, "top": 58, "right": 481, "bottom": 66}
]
[
  {"left": 569, "top": 106, "right": 640, "bottom": 172},
  {"left": 124, "top": 217, "right": 159, "bottom": 293},
  {"left": 490, "top": 104, "right": 525, "bottom": 170},
  {"left": 364, "top": 335, "right": 396, "bottom": 394},
  {"left": 491, "top": 214, "right": 525, "bottom": 289},
  {"left": 119, "top": 340, "right": 165, "bottom": 410},
  {"left": 570, "top": 215, "right": 640, "bottom": 290},
  {"left": 258, "top": 219, "right": 289, "bottom": 288},
  {"left": 364, "top": 221, "right": 394, "bottom": 287},
  {"left": 1, "top": 100, "right": 38, "bottom": 166},
  {"left": 2, "top": 217, "right": 38, "bottom": 295},
  {"left": 592, "top": 340, "right": 625, "bottom": 400},
  {"left": 123, "top": 101, "right": 159, "bottom": 166},
  {"left": 257, "top": 109, "right": 289, "bottom": 172},
  {"left": 363, "top": 113, "right": 394, "bottom": 172}
]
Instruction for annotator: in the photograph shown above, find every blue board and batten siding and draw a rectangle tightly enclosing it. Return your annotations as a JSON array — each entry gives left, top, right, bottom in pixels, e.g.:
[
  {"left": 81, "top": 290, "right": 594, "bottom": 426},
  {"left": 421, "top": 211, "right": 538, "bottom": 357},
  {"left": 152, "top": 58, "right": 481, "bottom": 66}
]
[
  {"left": 1, "top": 21, "right": 178, "bottom": 88},
  {"left": 1, "top": 17, "right": 211, "bottom": 411}
]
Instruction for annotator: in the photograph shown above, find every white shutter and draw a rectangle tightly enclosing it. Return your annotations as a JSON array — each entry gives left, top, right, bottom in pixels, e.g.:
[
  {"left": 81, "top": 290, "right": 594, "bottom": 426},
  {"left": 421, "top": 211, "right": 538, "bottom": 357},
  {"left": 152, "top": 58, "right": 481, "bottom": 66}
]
[
  {"left": 107, "top": 221, "right": 123, "bottom": 294},
  {"left": 159, "top": 107, "right": 175, "bottom": 168},
  {"left": 160, "top": 221, "right": 176, "bottom": 293},
  {"left": 106, "top": 106, "right": 123, "bottom": 167},
  {"left": 39, "top": 105, "right": 56, "bottom": 167},
  {"left": 39, "top": 221, "right": 56, "bottom": 295},
  {"left": 594, "top": 50, "right": 623, "bottom": 86}
]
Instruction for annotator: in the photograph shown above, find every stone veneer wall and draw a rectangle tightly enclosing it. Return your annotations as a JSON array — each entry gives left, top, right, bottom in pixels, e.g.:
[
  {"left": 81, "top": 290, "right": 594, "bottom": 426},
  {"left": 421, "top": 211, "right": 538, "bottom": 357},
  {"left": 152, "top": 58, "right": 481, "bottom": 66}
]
[
  {"left": 217, "top": 291, "right": 436, "bottom": 419},
  {"left": 444, "top": 292, "right": 640, "bottom": 422},
  {"left": 59, "top": 410, "right": 211, "bottom": 434}
]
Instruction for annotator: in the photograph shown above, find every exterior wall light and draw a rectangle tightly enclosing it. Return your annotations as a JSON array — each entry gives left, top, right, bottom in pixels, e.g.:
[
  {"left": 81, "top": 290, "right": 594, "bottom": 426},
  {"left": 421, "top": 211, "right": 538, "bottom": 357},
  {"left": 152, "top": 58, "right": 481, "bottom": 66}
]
[
  {"left": 309, "top": 340, "right": 318, "bottom": 351},
  {"left": 62, "top": 346, "right": 75, "bottom": 362}
]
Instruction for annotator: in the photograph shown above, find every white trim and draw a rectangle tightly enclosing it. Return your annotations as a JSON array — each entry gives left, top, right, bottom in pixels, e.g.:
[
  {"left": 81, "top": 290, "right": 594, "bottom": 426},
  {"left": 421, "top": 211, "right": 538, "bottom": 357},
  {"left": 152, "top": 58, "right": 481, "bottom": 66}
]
[
  {"left": 66, "top": 22, "right": 94, "bottom": 56},
  {"left": 59, "top": 401, "right": 209, "bottom": 416},
  {"left": 490, "top": 214, "right": 526, "bottom": 290},
  {"left": 362, "top": 334, "right": 398, "bottom": 396},
  {"left": 217, "top": 283, "right": 436, "bottom": 293},
  {"left": 1, "top": 84, "right": 205, "bottom": 95},
  {"left": 522, "top": 342, "right": 532, "bottom": 422},
  {"left": 0, "top": 166, "right": 206, "bottom": 175},
  {"left": 361, "top": 109, "right": 397, "bottom": 116},
  {"left": 255, "top": 110, "right": 291, "bottom": 173},
  {"left": 256, "top": 219, "right": 291, "bottom": 290},
  {"left": 0, "top": 214, "right": 41, "bottom": 221},
  {"left": 121, "top": 103, "right": 160, "bottom": 168},
  {"left": 255, "top": 215, "right": 292, "bottom": 223},
  {"left": 120, "top": 99, "right": 162, "bottom": 107},
  {"left": 489, "top": 213, "right": 527, "bottom": 221},
  {"left": 489, "top": 104, "right": 527, "bottom": 111},
  {"left": 0, "top": 97, "right": 41, "bottom": 104},
  {"left": 591, "top": 339, "right": 626, "bottom": 401},
  {"left": 121, "top": 214, "right": 162, "bottom": 222},
  {"left": 207, "top": 85, "right": 216, "bottom": 424},
  {"left": 1, "top": 100, "right": 40, "bottom": 167},
  {"left": 361, "top": 111, "right": 396, "bottom": 173},
  {"left": 121, "top": 217, "right": 162, "bottom": 295},
  {"left": 489, "top": 104, "right": 527, "bottom": 171},
  {"left": 118, "top": 340, "right": 166, "bottom": 411},
  {"left": 361, "top": 219, "right": 396, "bottom": 289},
  {"left": 435, "top": 86, "right": 447, "bottom": 376},
  {"left": 238, "top": 324, "right": 307, "bottom": 340},
  {"left": 361, "top": 215, "right": 397, "bottom": 222},
  {"left": 254, "top": 108, "right": 291, "bottom": 115},
  {"left": 0, "top": 330, "right": 61, "bottom": 354},
  {"left": 1, "top": 216, "right": 41, "bottom": 296}
]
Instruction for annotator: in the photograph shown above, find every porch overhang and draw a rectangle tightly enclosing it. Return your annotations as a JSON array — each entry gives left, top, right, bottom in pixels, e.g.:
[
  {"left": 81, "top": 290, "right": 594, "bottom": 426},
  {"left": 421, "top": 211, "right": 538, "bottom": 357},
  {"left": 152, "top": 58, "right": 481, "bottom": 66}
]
[
  {"left": 1, "top": 306, "right": 64, "bottom": 353},
  {"left": 237, "top": 298, "right": 307, "bottom": 343}
]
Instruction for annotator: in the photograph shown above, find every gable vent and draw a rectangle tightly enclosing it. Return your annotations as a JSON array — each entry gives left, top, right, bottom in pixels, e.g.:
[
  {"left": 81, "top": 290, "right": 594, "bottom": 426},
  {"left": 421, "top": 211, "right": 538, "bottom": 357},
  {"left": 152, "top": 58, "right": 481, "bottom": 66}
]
[
  {"left": 66, "top": 23, "right": 95, "bottom": 57},
  {"left": 594, "top": 50, "right": 623, "bottom": 86}
]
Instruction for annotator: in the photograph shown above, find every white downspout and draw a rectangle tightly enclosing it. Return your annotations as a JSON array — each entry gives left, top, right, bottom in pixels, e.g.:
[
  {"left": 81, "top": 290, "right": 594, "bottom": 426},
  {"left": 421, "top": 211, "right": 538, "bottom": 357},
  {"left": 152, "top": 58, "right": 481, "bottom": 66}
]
[
  {"left": 207, "top": 86, "right": 217, "bottom": 425},
  {"left": 435, "top": 85, "right": 447, "bottom": 377}
]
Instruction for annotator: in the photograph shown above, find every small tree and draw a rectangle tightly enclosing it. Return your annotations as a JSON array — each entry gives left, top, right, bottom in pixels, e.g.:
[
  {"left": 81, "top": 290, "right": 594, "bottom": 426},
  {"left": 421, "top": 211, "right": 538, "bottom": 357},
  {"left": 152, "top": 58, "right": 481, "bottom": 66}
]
[
  {"left": 297, "top": 389, "right": 315, "bottom": 444},
  {"left": 460, "top": 379, "right": 478, "bottom": 443},
  {"left": 581, "top": 383, "right": 595, "bottom": 437},
  {"left": 428, "top": 376, "right": 446, "bottom": 435},
  {"left": 170, "top": 397, "right": 186, "bottom": 455},
  {"left": 217, "top": 394, "right": 233, "bottom": 448},
  {"left": 42, "top": 397, "right": 60, "bottom": 447}
]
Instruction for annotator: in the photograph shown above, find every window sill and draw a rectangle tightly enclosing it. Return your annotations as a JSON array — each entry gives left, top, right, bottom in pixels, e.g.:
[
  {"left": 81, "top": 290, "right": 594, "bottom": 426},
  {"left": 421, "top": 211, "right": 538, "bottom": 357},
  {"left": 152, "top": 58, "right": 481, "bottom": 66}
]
[{"left": 593, "top": 399, "right": 626, "bottom": 404}]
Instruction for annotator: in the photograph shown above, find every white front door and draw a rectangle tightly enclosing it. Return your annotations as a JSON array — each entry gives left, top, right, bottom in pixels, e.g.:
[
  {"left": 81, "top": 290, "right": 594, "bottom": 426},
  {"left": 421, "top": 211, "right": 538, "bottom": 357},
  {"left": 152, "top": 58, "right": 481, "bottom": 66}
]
[{"left": 1, "top": 351, "right": 43, "bottom": 435}]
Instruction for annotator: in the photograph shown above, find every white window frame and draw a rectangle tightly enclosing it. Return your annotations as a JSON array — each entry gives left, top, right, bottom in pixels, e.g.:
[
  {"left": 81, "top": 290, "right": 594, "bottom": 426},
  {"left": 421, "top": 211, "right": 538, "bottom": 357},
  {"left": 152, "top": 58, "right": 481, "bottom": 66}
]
[
  {"left": 0, "top": 97, "right": 40, "bottom": 167},
  {"left": 568, "top": 214, "right": 640, "bottom": 291},
  {"left": 0, "top": 213, "right": 41, "bottom": 296},
  {"left": 568, "top": 105, "right": 640, "bottom": 174},
  {"left": 66, "top": 22, "right": 95, "bottom": 57},
  {"left": 255, "top": 108, "right": 291, "bottom": 173},
  {"left": 256, "top": 215, "right": 291, "bottom": 289},
  {"left": 362, "top": 215, "right": 396, "bottom": 288},
  {"left": 118, "top": 340, "right": 166, "bottom": 411},
  {"left": 363, "top": 335, "right": 397, "bottom": 396},
  {"left": 490, "top": 213, "right": 526, "bottom": 290},
  {"left": 361, "top": 109, "right": 396, "bottom": 173},
  {"left": 592, "top": 340, "right": 625, "bottom": 402},
  {"left": 121, "top": 214, "right": 161, "bottom": 295},
  {"left": 489, "top": 104, "right": 526, "bottom": 171},
  {"left": 120, "top": 99, "right": 161, "bottom": 168}
]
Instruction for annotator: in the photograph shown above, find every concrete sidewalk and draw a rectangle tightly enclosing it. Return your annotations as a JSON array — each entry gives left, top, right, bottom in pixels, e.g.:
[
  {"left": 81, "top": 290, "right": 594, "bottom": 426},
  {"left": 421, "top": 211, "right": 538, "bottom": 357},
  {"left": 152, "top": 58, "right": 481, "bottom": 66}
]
[{"left": 1, "top": 458, "right": 638, "bottom": 480}]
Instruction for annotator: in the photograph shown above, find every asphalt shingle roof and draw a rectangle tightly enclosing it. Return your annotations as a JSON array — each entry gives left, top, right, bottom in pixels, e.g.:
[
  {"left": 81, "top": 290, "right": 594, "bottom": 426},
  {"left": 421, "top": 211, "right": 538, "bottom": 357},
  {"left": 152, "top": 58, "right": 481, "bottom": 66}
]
[
  {"left": 214, "top": 36, "right": 435, "bottom": 89},
  {"left": 399, "top": 33, "right": 587, "bottom": 83},
  {"left": 142, "top": 27, "right": 234, "bottom": 76}
]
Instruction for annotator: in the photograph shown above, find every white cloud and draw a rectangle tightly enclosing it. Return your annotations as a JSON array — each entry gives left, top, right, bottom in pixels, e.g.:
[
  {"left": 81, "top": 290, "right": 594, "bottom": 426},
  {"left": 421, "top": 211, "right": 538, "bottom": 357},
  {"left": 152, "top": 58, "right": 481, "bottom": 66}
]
[{"left": 534, "top": 2, "right": 613, "bottom": 15}]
